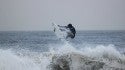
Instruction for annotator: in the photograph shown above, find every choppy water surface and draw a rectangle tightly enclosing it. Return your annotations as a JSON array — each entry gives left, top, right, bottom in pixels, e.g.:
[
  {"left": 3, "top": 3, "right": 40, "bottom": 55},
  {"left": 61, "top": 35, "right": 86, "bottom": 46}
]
[{"left": 0, "top": 31, "right": 125, "bottom": 70}]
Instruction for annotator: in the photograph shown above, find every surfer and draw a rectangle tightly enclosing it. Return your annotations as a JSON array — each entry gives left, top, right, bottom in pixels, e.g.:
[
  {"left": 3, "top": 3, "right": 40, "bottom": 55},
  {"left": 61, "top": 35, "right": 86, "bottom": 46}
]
[{"left": 58, "top": 23, "right": 76, "bottom": 39}]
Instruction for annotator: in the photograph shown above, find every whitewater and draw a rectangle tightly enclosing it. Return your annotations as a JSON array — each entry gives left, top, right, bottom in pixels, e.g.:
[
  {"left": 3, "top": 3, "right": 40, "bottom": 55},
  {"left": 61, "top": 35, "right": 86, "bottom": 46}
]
[{"left": 0, "top": 31, "right": 125, "bottom": 70}]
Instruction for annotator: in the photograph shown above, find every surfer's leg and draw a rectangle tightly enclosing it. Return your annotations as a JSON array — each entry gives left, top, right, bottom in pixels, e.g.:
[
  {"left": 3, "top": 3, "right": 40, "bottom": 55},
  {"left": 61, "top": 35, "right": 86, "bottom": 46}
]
[{"left": 54, "top": 28, "right": 56, "bottom": 32}]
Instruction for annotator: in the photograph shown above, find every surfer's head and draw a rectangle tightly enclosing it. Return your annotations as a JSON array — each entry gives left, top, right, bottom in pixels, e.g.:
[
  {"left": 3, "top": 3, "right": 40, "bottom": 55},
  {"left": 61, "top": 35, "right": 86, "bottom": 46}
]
[{"left": 68, "top": 24, "right": 72, "bottom": 28}]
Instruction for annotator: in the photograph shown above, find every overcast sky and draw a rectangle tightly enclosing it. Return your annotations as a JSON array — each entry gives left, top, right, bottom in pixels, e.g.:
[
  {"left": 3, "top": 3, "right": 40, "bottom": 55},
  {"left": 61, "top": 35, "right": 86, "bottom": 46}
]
[{"left": 0, "top": 0, "right": 125, "bottom": 31}]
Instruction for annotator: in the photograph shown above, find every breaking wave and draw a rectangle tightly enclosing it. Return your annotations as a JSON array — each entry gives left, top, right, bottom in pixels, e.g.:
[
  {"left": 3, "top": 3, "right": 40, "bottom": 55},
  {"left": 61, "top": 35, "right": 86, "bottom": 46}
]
[{"left": 0, "top": 43, "right": 125, "bottom": 70}]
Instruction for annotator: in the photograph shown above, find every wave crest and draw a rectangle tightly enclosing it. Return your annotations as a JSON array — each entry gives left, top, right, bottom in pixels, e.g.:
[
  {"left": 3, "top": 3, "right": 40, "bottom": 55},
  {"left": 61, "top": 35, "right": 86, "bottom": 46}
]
[{"left": 0, "top": 43, "right": 125, "bottom": 70}]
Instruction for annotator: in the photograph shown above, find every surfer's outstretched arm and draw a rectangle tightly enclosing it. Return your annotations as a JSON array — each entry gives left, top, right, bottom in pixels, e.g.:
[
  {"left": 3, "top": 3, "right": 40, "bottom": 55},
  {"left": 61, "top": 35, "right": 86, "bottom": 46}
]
[{"left": 58, "top": 25, "right": 68, "bottom": 29}]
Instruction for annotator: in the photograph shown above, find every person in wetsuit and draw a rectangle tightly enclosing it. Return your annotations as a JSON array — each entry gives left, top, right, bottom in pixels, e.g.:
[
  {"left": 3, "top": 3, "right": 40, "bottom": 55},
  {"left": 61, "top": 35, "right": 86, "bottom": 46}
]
[
  {"left": 67, "top": 24, "right": 76, "bottom": 38},
  {"left": 58, "top": 23, "right": 76, "bottom": 39}
]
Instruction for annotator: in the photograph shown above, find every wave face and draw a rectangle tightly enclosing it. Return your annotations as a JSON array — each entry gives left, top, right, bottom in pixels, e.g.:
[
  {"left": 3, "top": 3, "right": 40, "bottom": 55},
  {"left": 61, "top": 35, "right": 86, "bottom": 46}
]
[
  {"left": 0, "top": 43, "right": 125, "bottom": 70},
  {"left": 0, "top": 31, "right": 125, "bottom": 70}
]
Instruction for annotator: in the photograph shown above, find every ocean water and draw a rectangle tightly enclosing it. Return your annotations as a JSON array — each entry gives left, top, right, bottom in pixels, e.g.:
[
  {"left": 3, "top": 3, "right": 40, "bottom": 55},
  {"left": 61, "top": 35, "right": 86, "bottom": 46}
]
[{"left": 0, "top": 31, "right": 125, "bottom": 70}]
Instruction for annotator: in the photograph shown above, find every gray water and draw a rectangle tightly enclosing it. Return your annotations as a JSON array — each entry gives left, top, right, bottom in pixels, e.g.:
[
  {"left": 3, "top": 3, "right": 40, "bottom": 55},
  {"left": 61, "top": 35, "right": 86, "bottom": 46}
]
[{"left": 0, "top": 31, "right": 125, "bottom": 70}]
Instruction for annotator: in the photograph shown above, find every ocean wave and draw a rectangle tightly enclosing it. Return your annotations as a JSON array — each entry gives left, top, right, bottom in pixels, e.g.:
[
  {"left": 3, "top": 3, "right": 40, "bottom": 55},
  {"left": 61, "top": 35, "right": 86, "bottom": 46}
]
[
  {"left": 0, "top": 43, "right": 125, "bottom": 70},
  {"left": 0, "top": 49, "right": 40, "bottom": 70}
]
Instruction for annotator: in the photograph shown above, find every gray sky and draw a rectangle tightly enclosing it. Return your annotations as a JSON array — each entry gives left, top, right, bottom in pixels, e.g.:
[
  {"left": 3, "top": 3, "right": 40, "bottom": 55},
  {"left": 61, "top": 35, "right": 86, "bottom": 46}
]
[{"left": 0, "top": 0, "right": 125, "bottom": 31}]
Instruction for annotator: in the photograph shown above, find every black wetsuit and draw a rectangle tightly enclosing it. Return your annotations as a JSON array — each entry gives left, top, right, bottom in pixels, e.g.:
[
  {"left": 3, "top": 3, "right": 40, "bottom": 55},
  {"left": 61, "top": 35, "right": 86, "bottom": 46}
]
[
  {"left": 58, "top": 25, "right": 76, "bottom": 39},
  {"left": 68, "top": 26, "right": 76, "bottom": 38}
]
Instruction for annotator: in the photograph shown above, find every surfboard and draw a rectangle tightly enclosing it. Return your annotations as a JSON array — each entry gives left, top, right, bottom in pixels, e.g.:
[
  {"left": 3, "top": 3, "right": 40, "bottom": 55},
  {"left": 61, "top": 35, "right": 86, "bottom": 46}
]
[{"left": 52, "top": 23, "right": 71, "bottom": 40}]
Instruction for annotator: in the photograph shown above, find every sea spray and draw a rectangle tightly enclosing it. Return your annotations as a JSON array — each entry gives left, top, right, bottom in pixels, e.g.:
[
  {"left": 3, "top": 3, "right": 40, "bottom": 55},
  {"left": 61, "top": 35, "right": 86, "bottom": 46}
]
[
  {"left": 0, "top": 49, "right": 40, "bottom": 70},
  {"left": 0, "top": 43, "right": 125, "bottom": 70},
  {"left": 48, "top": 43, "right": 125, "bottom": 70}
]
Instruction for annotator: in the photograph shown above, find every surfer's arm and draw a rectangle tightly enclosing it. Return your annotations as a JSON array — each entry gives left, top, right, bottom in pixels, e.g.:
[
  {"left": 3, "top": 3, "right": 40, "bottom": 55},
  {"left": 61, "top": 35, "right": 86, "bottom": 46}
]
[{"left": 58, "top": 25, "right": 67, "bottom": 28}]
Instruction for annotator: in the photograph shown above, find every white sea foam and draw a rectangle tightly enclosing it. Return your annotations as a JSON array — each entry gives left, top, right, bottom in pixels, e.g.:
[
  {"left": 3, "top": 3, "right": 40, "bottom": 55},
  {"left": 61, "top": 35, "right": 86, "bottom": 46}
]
[
  {"left": 0, "top": 43, "right": 125, "bottom": 70},
  {"left": 82, "top": 44, "right": 125, "bottom": 59},
  {"left": 0, "top": 49, "right": 40, "bottom": 70}
]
